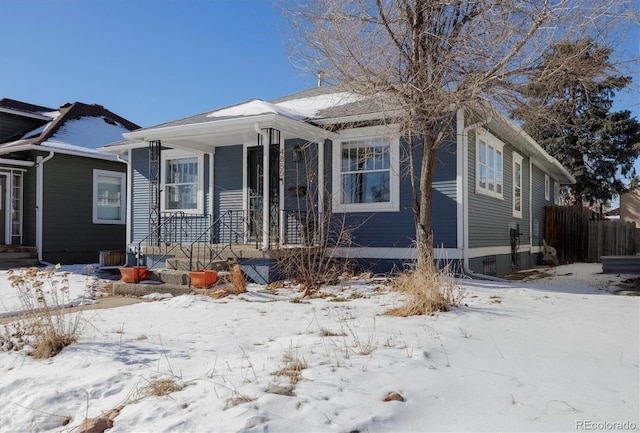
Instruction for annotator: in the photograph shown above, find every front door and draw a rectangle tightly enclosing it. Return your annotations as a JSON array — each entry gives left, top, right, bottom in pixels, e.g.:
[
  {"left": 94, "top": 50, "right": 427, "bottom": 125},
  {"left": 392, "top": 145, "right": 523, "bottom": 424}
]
[{"left": 247, "top": 145, "right": 280, "bottom": 244}]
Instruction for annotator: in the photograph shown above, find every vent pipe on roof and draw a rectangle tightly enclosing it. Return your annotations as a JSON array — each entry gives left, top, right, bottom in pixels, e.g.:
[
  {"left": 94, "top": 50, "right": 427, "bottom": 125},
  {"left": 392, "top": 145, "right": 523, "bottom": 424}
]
[{"left": 317, "top": 70, "right": 325, "bottom": 87}]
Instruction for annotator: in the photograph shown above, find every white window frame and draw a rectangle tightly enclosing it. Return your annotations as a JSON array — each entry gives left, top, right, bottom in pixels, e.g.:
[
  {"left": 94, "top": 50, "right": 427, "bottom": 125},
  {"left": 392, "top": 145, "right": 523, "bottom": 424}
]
[
  {"left": 161, "top": 149, "right": 204, "bottom": 213},
  {"left": 475, "top": 128, "right": 504, "bottom": 199},
  {"left": 544, "top": 174, "right": 550, "bottom": 201},
  {"left": 93, "top": 169, "right": 126, "bottom": 224},
  {"left": 332, "top": 125, "right": 400, "bottom": 213},
  {"left": 513, "top": 152, "right": 523, "bottom": 219}
]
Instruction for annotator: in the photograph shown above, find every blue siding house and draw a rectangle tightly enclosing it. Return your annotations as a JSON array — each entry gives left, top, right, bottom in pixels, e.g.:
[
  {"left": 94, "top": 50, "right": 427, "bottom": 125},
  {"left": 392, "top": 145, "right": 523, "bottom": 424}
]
[{"left": 101, "top": 86, "right": 574, "bottom": 278}]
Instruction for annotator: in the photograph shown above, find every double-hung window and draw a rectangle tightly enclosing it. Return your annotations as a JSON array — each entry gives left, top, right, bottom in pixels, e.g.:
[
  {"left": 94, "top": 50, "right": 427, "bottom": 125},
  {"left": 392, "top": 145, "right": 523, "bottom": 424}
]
[
  {"left": 332, "top": 126, "right": 399, "bottom": 212},
  {"left": 93, "top": 169, "right": 126, "bottom": 224},
  {"left": 476, "top": 129, "right": 503, "bottom": 199},
  {"left": 161, "top": 150, "right": 204, "bottom": 213},
  {"left": 513, "top": 153, "right": 523, "bottom": 218}
]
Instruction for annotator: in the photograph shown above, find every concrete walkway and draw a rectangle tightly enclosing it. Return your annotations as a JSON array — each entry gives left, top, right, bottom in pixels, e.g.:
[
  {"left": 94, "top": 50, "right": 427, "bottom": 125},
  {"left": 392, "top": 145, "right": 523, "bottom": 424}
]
[{"left": 0, "top": 296, "right": 147, "bottom": 325}]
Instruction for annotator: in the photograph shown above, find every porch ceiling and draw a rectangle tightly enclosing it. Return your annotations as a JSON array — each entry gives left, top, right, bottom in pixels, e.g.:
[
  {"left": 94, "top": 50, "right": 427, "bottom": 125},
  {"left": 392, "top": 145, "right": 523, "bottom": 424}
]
[{"left": 120, "top": 113, "right": 336, "bottom": 153}]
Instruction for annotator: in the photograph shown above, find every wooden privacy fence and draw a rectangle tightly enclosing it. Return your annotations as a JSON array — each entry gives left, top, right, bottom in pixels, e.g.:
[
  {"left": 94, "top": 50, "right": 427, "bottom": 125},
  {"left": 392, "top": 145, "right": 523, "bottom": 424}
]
[{"left": 544, "top": 205, "right": 640, "bottom": 263}]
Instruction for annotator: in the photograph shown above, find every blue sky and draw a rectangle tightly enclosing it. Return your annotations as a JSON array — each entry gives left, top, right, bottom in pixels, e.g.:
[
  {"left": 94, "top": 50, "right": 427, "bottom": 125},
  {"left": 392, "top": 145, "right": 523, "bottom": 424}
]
[
  {"left": 0, "top": 0, "right": 317, "bottom": 127},
  {"left": 1, "top": 0, "right": 638, "bottom": 132}
]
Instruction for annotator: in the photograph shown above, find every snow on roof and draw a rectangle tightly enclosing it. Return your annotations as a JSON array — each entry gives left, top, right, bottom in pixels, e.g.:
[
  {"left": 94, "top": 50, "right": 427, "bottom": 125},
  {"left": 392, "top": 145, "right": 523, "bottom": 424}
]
[
  {"left": 206, "top": 99, "right": 305, "bottom": 120},
  {"left": 47, "top": 115, "right": 132, "bottom": 149},
  {"left": 275, "top": 92, "right": 363, "bottom": 118},
  {"left": 206, "top": 92, "right": 363, "bottom": 121}
]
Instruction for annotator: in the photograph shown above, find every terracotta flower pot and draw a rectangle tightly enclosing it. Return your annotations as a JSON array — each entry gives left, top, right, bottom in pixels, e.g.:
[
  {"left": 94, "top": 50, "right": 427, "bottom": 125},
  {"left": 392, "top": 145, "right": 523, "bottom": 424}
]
[
  {"left": 119, "top": 266, "right": 147, "bottom": 283},
  {"left": 190, "top": 270, "right": 218, "bottom": 288}
]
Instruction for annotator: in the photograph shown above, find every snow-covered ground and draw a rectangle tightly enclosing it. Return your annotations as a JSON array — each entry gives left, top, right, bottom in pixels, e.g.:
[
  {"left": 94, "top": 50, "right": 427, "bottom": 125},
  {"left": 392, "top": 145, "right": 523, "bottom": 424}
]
[{"left": 0, "top": 263, "right": 638, "bottom": 432}]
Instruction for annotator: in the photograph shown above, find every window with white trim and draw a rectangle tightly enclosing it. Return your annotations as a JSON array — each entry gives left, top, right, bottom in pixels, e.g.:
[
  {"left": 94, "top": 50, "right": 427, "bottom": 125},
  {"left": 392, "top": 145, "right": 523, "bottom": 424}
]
[
  {"left": 332, "top": 126, "right": 400, "bottom": 212},
  {"left": 544, "top": 174, "right": 550, "bottom": 201},
  {"left": 161, "top": 150, "right": 204, "bottom": 212},
  {"left": 513, "top": 153, "right": 523, "bottom": 218},
  {"left": 476, "top": 129, "right": 503, "bottom": 198},
  {"left": 554, "top": 181, "right": 560, "bottom": 205},
  {"left": 93, "top": 170, "right": 126, "bottom": 224}
]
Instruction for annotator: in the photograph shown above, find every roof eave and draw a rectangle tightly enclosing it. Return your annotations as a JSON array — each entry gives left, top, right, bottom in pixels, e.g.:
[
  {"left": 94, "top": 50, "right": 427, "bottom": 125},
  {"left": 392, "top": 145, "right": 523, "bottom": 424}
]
[
  {"left": 123, "top": 113, "right": 337, "bottom": 144},
  {"left": 0, "top": 143, "right": 124, "bottom": 163}
]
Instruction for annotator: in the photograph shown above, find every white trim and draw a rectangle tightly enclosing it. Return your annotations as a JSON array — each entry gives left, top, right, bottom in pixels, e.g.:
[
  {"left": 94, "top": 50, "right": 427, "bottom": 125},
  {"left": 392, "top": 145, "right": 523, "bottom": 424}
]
[
  {"left": 475, "top": 128, "right": 504, "bottom": 199},
  {"left": 544, "top": 173, "right": 550, "bottom": 201},
  {"left": 93, "top": 169, "right": 126, "bottom": 224},
  {"left": 0, "top": 173, "right": 10, "bottom": 243},
  {"left": 467, "top": 244, "right": 531, "bottom": 258},
  {"left": 331, "top": 125, "right": 400, "bottom": 213},
  {"left": 319, "top": 245, "right": 540, "bottom": 261},
  {"left": 512, "top": 152, "right": 523, "bottom": 219},
  {"left": 160, "top": 149, "right": 204, "bottom": 213},
  {"left": 332, "top": 246, "right": 461, "bottom": 261},
  {"left": 36, "top": 152, "right": 55, "bottom": 262},
  {"left": 126, "top": 148, "right": 132, "bottom": 246},
  {"left": 0, "top": 158, "right": 34, "bottom": 167},
  {"left": 0, "top": 144, "right": 122, "bottom": 163},
  {"left": 0, "top": 106, "right": 52, "bottom": 120}
]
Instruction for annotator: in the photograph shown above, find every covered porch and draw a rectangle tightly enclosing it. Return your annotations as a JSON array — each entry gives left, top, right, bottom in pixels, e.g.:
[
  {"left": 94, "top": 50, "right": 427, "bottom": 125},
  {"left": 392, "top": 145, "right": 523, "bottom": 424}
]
[{"left": 111, "top": 100, "right": 336, "bottom": 273}]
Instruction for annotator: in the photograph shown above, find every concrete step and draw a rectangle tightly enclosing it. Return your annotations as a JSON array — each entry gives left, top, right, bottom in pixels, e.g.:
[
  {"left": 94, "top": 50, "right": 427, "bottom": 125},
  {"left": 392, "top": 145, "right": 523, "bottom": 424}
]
[
  {"left": 165, "top": 258, "right": 229, "bottom": 271},
  {"left": 0, "top": 258, "right": 41, "bottom": 270}
]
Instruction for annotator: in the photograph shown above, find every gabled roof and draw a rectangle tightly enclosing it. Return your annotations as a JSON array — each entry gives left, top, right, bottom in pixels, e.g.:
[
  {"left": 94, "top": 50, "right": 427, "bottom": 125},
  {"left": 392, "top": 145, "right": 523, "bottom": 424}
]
[
  {"left": 0, "top": 98, "right": 56, "bottom": 118},
  {"left": 0, "top": 99, "right": 140, "bottom": 161},
  {"left": 98, "top": 86, "right": 574, "bottom": 183}
]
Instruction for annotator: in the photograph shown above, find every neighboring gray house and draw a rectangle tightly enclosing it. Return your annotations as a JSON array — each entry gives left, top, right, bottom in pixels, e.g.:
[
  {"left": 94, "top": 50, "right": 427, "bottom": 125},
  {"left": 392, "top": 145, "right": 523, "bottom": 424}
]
[
  {"left": 101, "top": 86, "right": 574, "bottom": 278},
  {"left": 0, "top": 98, "right": 140, "bottom": 265}
]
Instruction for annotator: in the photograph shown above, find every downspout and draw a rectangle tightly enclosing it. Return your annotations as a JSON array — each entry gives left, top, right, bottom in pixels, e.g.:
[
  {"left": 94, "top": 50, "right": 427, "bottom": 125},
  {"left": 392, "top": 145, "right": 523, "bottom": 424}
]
[
  {"left": 317, "top": 139, "right": 324, "bottom": 244},
  {"left": 254, "top": 123, "right": 270, "bottom": 250},
  {"left": 457, "top": 109, "right": 506, "bottom": 282},
  {"left": 118, "top": 151, "right": 135, "bottom": 267},
  {"left": 529, "top": 158, "right": 533, "bottom": 261},
  {"left": 36, "top": 151, "right": 55, "bottom": 265}
]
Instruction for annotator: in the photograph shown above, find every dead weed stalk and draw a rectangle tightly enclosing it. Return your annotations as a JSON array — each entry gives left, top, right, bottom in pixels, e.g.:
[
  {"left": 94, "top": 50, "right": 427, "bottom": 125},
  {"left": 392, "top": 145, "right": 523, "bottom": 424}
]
[{"left": 385, "top": 258, "right": 464, "bottom": 316}]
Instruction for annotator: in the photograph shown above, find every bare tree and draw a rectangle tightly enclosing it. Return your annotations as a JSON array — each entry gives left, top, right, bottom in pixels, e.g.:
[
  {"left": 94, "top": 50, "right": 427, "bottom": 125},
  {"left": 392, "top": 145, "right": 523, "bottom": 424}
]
[{"left": 282, "top": 0, "right": 636, "bottom": 269}]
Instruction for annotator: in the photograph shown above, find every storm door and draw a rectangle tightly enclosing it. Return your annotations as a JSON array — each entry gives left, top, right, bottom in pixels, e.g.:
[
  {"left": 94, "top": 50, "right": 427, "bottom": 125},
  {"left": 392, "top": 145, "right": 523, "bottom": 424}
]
[{"left": 247, "top": 144, "right": 280, "bottom": 244}]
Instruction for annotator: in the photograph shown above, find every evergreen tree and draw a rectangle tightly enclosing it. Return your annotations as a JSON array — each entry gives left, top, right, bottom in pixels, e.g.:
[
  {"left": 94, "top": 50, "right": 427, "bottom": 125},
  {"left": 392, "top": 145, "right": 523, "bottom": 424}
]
[{"left": 513, "top": 38, "right": 640, "bottom": 206}]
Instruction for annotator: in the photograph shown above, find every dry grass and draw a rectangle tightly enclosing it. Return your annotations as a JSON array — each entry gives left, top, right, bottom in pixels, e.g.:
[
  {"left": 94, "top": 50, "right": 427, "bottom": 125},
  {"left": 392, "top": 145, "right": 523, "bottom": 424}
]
[
  {"left": 1, "top": 267, "right": 84, "bottom": 358},
  {"left": 228, "top": 264, "right": 246, "bottom": 294},
  {"left": 272, "top": 346, "right": 307, "bottom": 385},
  {"left": 138, "top": 377, "right": 187, "bottom": 397},
  {"left": 385, "top": 260, "right": 464, "bottom": 317}
]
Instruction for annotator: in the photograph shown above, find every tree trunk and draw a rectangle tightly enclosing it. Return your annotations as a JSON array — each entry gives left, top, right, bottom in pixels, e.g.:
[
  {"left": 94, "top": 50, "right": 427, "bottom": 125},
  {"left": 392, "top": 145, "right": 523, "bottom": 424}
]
[{"left": 416, "top": 134, "right": 437, "bottom": 270}]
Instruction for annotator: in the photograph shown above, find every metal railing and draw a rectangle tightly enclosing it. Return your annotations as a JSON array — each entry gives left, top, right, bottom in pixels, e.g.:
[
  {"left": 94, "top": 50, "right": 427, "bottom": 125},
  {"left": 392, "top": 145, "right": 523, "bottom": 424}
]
[
  {"left": 133, "top": 212, "right": 212, "bottom": 269},
  {"left": 189, "top": 210, "right": 253, "bottom": 271},
  {"left": 132, "top": 209, "right": 320, "bottom": 272}
]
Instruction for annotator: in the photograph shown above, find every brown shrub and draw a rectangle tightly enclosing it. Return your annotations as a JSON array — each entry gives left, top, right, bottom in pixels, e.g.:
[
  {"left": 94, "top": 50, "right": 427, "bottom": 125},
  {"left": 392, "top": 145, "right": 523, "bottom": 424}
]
[{"left": 385, "top": 260, "right": 464, "bottom": 317}]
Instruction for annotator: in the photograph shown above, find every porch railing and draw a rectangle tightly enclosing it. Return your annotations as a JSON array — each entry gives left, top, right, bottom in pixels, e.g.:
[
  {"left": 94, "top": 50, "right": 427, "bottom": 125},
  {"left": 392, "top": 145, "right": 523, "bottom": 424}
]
[
  {"left": 134, "top": 212, "right": 212, "bottom": 269},
  {"left": 133, "top": 209, "right": 320, "bottom": 272},
  {"left": 189, "top": 210, "right": 253, "bottom": 270}
]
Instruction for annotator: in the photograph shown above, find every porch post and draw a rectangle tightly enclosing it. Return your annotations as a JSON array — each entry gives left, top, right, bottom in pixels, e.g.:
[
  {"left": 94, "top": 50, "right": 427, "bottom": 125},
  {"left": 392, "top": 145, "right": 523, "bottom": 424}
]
[
  {"left": 261, "top": 132, "right": 270, "bottom": 250},
  {"left": 317, "top": 140, "right": 325, "bottom": 245}
]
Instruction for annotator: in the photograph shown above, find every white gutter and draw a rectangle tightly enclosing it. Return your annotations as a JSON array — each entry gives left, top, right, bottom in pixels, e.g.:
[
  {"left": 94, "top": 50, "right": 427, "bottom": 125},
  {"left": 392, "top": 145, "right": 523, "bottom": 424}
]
[
  {"left": 0, "top": 144, "right": 122, "bottom": 163},
  {"left": 0, "top": 158, "right": 35, "bottom": 167},
  {"left": 457, "top": 109, "right": 506, "bottom": 282},
  {"left": 36, "top": 152, "right": 55, "bottom": 264},
  {"left": 254, "top": 123, "right": 270, "bottom": 250}
]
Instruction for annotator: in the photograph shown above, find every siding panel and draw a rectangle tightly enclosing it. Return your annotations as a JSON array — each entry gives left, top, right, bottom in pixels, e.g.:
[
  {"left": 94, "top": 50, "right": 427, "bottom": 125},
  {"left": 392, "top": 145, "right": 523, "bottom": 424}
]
[
  {"left": 42, "top": 153, "right": 126, "bottom": 263},
  {"left": 330, "top": 136, "right": 458, "bottom": 249}
]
